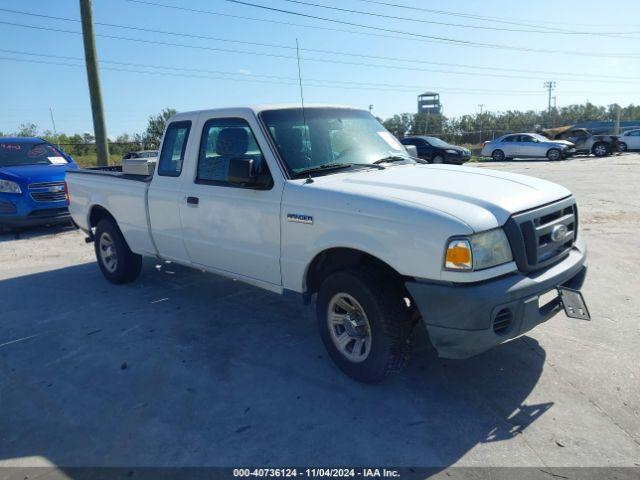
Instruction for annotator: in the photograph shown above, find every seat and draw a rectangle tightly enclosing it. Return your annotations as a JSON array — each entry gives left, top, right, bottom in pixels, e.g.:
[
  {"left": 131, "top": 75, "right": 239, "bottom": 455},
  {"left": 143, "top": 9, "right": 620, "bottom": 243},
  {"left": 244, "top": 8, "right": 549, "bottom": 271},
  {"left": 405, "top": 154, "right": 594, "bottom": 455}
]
[{"left": 199, "top": 127, "right": 249, "bottom": 181}]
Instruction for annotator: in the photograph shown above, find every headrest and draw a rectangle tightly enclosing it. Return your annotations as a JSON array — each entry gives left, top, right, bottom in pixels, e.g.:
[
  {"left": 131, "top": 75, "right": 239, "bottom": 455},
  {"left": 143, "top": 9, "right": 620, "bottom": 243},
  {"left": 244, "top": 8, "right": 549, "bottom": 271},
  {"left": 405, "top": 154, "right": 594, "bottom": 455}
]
[{"left": 216, "top": 127, "right": 249, "bottom": 157}]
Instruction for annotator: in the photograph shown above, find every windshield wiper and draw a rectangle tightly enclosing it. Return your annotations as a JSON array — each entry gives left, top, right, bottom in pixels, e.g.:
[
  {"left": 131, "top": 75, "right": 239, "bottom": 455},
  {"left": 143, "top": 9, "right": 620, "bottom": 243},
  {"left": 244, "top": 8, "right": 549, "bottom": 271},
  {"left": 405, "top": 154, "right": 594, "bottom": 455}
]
[
  {"left": 293, "top": 162, "right": 383, "bottom": 178},
  {"left": 373, "top": 155, "right": 412, "bottom": 165}
]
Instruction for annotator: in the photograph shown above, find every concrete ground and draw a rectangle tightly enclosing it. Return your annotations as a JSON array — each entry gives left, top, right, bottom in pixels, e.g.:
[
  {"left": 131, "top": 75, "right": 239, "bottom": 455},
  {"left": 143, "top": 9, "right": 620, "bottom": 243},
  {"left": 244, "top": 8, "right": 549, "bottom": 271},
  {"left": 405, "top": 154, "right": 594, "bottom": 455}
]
[{"left": 0, "top": 154, "right": 639, "bottom": 471}]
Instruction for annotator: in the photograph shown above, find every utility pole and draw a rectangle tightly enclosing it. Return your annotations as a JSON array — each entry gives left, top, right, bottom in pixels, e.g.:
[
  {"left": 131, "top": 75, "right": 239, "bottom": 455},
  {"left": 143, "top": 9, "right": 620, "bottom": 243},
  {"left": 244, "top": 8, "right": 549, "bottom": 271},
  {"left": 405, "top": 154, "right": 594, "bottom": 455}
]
[
  {"left": 79, "top": 0, "right": 110, "bottom": 166},
  {"left": 478, "top": 104, "right": 485, "bottom": 143},
  {"left": 49, "top": 107, "right": 57, "bottom": 137},
  {"left": 368, "top": 104, "right": 374, "bottom": 113},
  {"left": 544, "top": 81, "right": 556, "bottom": 127}
]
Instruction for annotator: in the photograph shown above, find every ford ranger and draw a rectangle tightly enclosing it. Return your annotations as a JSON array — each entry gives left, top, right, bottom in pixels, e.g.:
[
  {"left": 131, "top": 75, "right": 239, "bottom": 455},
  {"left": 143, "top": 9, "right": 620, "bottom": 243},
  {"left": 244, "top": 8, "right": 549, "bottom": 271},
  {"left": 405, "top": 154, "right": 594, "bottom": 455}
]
[{"left": 67, "top": 105, "right": 589, "bottom": 383}]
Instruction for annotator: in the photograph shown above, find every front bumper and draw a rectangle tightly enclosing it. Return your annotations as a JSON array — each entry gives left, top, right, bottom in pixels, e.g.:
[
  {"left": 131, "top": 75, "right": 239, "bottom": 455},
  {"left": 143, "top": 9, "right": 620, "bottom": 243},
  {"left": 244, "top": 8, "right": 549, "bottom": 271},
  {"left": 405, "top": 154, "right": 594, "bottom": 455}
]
[
  {"left": 444, "top": 153, "right": 470, "bottom": 164},
  {"left": 0, "top": 207, "right": 70, "bottom": 228},
  {"left": 405, "top": 240, "right": 587, "bottom": 359},
  {"left": 0, "top": 191, "right": 69, "bottom": 228}
]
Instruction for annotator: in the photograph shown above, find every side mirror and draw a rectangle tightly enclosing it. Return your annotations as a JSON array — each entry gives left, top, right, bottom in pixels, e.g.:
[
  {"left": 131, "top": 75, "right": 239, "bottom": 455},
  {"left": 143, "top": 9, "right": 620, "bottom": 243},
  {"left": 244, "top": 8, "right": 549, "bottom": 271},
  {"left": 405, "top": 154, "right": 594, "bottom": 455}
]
[{"left": 228, "top": 157, "right": 256, "bottom": 186}]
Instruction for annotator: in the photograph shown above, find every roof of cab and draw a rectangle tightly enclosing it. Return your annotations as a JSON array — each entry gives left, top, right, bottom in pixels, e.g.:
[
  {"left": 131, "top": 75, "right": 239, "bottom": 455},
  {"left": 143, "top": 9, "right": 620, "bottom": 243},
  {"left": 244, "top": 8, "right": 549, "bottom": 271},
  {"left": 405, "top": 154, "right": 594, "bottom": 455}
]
[{"left": 169, "top": 104, "right": 365, "bottom": 121}]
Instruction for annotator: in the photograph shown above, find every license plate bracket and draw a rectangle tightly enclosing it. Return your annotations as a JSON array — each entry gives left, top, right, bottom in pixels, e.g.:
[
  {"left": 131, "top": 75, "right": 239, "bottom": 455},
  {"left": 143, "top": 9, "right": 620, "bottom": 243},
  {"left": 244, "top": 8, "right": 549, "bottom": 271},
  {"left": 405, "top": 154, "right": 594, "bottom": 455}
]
[{"left": 557, "top": 287, "right": 591, "bottom": 320}]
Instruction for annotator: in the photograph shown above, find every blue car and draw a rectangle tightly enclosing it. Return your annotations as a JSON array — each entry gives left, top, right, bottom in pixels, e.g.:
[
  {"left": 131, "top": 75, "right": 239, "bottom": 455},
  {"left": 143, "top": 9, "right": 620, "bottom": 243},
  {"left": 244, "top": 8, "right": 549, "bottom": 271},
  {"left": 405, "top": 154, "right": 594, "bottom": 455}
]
[{"left": 0, "top": 137, "right": 78, "bottom": 229}]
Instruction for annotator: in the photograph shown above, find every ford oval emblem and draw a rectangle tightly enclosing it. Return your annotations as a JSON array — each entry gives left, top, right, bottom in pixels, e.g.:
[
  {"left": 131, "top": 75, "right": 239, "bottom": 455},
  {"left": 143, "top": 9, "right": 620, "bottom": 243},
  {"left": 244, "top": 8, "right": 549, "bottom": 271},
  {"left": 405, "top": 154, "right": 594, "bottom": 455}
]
[{"left": 550, "top": 224, "right": 568, "bottom": 242}]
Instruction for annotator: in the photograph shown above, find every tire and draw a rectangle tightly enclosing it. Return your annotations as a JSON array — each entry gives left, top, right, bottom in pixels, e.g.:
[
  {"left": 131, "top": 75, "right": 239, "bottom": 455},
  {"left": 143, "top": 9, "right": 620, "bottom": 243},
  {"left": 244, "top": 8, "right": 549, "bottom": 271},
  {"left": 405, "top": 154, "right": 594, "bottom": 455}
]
[
  {"left": 592, "top": 142, "right": 609, "bottom": 157},
  {"left": 546, "top": 148, "right": 561, "bottom": 161},
  {"left": 316, "top": 267, "right": 414, "bottom": 383},
  {"left": 492, "top": 149, "right": 505, "bottom": 161},
  {"left": 94, "top": 218, "right": 142, "bottom": 284},
  {"left": 432, "top": 155, "right": 444, "bottom": 164},
  {"left": 618, "top": 142, "right": 627, "bottom": 153}
]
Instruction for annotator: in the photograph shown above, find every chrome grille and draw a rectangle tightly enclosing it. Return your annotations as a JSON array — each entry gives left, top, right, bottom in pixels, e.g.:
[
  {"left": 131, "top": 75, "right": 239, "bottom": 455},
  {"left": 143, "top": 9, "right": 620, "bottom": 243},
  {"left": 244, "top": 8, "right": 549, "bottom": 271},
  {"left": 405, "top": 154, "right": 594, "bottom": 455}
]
[
  {"left": 28, "top": 181, "right": 67, "bottom": 202},
  {"left": 505, "top": 197, "right": 577, "bottom": 272}
]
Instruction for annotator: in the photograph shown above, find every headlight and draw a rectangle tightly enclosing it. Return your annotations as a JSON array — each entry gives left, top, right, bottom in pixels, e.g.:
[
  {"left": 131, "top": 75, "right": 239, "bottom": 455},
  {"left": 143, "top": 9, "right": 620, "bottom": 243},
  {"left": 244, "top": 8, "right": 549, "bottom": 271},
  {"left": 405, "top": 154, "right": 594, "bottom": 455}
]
[
  {"left": 0, "top": 179, "right": 22, "bottom": 194},
  {"left": 445, "top": 149, "right": 459, "bottom": 154},
  {"left": 444, "top": 229, "right": 513, "bottom": 271}
]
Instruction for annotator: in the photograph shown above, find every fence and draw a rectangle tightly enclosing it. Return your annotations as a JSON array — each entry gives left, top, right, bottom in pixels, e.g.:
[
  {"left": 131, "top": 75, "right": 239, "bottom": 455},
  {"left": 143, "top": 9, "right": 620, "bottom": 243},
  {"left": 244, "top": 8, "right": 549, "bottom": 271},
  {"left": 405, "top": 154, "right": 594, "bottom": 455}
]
[{"left": 53, "top": 142, "right": 159, "bottom": 167}]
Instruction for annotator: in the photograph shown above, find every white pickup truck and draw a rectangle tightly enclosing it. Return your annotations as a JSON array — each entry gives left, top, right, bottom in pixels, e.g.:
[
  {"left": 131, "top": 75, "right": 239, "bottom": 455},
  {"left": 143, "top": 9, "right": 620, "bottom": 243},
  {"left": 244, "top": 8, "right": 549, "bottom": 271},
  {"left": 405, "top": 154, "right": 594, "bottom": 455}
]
[{"left": 68, "top": 105, "right": 589, "bottom": 383}]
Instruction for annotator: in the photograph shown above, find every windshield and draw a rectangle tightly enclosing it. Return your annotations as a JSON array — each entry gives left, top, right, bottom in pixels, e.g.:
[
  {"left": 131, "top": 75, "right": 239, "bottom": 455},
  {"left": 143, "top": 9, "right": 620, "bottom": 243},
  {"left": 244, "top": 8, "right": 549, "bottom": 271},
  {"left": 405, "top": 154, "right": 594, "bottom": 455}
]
[
  {"left": 0, "top": 141, "right": 68, "bottom": 167},
  {"left": 424, "top": 136, "right": 450, "bottom": 148},
  {"left": 260, "top": 108, "right": 413, "bottom": 176}
]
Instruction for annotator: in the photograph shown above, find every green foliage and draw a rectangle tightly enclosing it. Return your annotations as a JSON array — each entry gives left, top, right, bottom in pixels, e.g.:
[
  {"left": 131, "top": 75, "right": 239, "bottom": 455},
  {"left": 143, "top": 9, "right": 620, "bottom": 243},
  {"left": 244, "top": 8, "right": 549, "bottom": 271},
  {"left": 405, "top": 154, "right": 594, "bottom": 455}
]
[
  {"left": 383, "top": 102, "right": 640, "bottom": 144},
  {"left": 143, "top": 107, "right": 176, "bottom": 145}
]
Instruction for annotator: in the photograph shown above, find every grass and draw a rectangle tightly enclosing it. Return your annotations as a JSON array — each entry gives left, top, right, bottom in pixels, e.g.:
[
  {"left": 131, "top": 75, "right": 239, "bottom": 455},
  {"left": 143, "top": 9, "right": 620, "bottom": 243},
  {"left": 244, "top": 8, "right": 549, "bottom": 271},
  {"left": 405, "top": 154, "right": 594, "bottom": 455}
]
[{"left": 73, "top": 154, "right": 123, "bottom": 168}]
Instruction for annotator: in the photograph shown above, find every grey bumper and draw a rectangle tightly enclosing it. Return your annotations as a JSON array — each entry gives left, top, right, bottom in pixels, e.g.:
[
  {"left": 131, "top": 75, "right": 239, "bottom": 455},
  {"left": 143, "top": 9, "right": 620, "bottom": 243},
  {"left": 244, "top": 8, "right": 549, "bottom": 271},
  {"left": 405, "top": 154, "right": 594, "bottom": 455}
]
[{"left": 405, "top": 240, "right": 587, "bottom": 359}]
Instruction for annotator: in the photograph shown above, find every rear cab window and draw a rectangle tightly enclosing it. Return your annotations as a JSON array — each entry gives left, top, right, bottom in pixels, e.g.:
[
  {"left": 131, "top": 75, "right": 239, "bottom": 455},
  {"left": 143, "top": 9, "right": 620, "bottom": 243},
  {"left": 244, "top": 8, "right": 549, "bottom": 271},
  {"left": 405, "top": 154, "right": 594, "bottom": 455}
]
[{"left": 157, "top": 121, "right": 191, "bottom": 177}]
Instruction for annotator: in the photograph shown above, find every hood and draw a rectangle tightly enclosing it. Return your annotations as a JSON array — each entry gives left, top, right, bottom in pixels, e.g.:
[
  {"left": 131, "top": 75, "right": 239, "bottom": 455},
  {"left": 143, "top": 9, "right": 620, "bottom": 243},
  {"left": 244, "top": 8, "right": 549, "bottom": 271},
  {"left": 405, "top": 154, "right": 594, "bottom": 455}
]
[
  {"left": 308, "top": 164, "right": 571, "bottom": 232},
  {"left": 0, "top": 163, "right": 77, "bottom": 186}
]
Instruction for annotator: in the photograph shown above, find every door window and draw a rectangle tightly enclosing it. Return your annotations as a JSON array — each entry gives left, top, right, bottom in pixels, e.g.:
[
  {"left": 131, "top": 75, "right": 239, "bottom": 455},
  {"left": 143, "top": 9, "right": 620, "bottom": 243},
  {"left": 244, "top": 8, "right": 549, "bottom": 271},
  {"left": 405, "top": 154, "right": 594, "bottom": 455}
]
[
  {"left": 196, "top": 118, "right": 271, "bottom": 187},
  {"left": 157, "top": 121, "right": 191, "bottom": 177}
]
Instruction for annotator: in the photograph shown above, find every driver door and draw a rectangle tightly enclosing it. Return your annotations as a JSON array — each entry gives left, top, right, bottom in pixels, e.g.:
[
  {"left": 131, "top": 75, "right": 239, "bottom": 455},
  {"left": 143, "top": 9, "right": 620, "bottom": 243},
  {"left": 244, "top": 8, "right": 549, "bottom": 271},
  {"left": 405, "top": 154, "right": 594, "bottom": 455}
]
[{"left": 178, "top": 114, "right": 284, "bottom": 288}]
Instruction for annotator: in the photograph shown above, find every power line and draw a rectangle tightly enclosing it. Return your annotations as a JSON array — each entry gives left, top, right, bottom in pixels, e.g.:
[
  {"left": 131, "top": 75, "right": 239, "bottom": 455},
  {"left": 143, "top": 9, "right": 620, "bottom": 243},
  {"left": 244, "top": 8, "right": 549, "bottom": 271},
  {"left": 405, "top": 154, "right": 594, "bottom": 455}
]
[
  {"left": 277, "top": 0, "right": 640, "bottom": 36},
  {"left": 3, "top": 7, "right": 638, "bottom": 81},
  {"left": 217, "top": 0, "right": 640, "bottom": 56},
  {"left": 3, "top": 19, "right": 639, "bottom": 86},
  {"left": 351, "top": 0, "right": 640, "bottom": 30},
  {"left": 126, "top": 0, "right": 640, "bottom": 58},
  {"left": 1, "top": 54, "right": 634, "bottom": 97}
]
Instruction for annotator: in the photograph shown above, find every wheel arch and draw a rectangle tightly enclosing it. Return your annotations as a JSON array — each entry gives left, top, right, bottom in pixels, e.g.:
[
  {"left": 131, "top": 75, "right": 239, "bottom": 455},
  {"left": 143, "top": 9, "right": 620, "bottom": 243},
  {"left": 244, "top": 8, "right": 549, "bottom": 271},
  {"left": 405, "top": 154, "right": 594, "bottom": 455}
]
[
  {"left": 304, "top": 247, "right": 411, "bottom": 300},
  {"left": 88, "top": 204, "right": 117, "bottom": 229}
]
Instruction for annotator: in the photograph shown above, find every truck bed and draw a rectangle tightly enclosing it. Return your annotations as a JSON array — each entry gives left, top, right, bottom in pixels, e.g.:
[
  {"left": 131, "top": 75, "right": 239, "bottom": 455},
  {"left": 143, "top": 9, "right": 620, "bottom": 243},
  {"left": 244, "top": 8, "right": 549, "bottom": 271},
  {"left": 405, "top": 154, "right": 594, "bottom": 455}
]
[
  {"left": 67, "top": 166, "right": 157, "bottom": 256},
  {"left": 69, "top": 165, "right": 152, "bottom": 182}
]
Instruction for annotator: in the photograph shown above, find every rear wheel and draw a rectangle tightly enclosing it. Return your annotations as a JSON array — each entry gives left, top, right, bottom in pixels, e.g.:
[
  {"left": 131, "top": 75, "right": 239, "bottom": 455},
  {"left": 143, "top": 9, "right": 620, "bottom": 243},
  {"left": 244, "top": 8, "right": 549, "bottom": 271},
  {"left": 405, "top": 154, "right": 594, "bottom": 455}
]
[
  {"left": 317, "top": 267, "right": 413, "bottom": 383},
  {"left": 94, "top": 218, "right": 142, "bottom": 284},
  {"left": 492, "top": 149, "right": 505, "bottom": 161},
  {"left": 546, "top": 148, "right": 561, "bottom": 161},
  {"left": 592, "top": 142, "right": 609, "bottom": 157},
  {"left": 618, "top": 142, "right": 627, "bottom": 153}
]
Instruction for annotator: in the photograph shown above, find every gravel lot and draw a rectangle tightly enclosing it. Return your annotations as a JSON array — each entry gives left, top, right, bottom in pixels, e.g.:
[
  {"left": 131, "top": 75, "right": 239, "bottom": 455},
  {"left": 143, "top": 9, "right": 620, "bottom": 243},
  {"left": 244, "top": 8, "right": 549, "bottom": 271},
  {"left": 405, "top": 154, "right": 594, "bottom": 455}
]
[{"left": 1, "top": 154, "right": 639, "bottom": 471}]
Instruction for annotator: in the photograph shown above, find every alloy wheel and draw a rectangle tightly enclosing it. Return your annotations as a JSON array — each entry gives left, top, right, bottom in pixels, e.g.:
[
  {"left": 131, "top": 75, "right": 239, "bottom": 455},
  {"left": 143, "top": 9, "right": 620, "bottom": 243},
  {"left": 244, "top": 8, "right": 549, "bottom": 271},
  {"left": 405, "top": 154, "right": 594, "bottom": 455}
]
[{"left": 327, "top": 293, "right": 372, "bottom": 363}]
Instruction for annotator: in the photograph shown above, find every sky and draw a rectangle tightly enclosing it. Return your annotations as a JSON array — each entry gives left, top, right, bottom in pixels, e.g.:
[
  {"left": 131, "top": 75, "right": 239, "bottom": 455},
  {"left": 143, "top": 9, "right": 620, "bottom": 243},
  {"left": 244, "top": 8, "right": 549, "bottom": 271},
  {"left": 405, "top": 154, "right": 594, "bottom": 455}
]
[{"left": 1, "top": 0, "right": 639, "bottom": 137}]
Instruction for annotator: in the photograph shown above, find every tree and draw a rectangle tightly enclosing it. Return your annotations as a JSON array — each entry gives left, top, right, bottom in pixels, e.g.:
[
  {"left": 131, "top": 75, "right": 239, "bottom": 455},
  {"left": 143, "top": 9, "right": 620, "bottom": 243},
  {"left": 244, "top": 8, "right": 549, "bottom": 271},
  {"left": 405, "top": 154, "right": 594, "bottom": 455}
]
[
  {"left": 16, "top": 123, "right": 38, "bottom": 137},
  {"left": 144, "top": 108, "right": 176, "bottom": 145},
  {"left": 383, "top": 113, "right": 414, "bottom": 137}
]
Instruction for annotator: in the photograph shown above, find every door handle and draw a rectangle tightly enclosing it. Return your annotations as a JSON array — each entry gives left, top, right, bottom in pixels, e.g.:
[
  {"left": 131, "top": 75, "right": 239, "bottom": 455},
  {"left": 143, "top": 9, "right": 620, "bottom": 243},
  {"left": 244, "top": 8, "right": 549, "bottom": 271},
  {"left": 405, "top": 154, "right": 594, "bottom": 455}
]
[{"left": 186, "top": 196, "right": 199, "bottom": 205}]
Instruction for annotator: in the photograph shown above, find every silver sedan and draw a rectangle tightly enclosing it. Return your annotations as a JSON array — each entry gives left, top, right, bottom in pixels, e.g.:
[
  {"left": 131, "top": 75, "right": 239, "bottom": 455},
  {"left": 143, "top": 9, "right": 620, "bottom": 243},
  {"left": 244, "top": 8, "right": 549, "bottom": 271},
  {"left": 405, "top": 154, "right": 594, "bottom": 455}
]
[{"left": 481, "top": 133, "right": 574, "bottom": 161}]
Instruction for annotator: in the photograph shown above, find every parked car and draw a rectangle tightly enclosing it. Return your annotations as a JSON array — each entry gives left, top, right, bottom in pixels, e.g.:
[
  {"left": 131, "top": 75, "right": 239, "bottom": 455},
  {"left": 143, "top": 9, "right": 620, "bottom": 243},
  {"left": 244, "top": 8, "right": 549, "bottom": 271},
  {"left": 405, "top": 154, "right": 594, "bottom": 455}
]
[
  {"left": 122, "top": 150, "right": 158, "bottom": 160},
  {"left": 617, "top": 129, "right": 640, "bottom": 152},
  {"left": 481, "top": 133, "right": 574, "bottom": 161},
  {"left": 0, "top": 137, "right": 77, "bottom": 229},
  {"left": 67, "top": 105, "right": 588, "bottom": 383},
  {"left": 544, "top": 127, "right": 619, "bottom": 157},
  {"left": 399, "top": 136, "right": 470, "bottom": 164}
]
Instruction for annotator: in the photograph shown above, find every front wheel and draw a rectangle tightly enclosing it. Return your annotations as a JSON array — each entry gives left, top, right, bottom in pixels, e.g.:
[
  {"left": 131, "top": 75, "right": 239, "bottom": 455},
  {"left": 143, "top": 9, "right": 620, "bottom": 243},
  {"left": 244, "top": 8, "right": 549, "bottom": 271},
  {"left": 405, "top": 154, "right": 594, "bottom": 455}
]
[
  {"left": 317, "top": 267, "right": 414, "bottom": 383},
  {"left": 432, "top": 155, "right": 444, "bottom": 164},
  {"left": 618, "top": 142, "right": 627, "bottom": 153},
  {"left": 94, "top": 218, "right": 142, "bottom": 284},
  {"left": 546, "top": 148, "right": 562, "bottom": 161}
]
